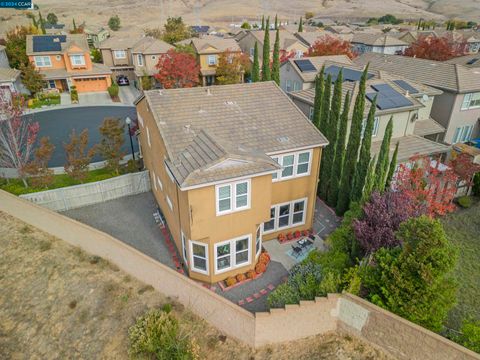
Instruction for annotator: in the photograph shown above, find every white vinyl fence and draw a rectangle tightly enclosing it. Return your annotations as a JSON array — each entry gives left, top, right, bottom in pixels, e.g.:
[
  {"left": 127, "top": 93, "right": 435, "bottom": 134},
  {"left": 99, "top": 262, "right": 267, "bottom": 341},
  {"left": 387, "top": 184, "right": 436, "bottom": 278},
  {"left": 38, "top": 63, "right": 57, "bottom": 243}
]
[{"left": 20, "top": 171, "right": 151, "bottom": 212}]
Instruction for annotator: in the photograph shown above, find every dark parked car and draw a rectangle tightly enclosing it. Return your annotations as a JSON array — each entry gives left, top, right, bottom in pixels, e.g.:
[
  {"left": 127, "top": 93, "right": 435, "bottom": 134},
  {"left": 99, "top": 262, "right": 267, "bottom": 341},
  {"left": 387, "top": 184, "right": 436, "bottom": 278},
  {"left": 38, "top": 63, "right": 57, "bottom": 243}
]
[{"left": 116, "top": 75, "right": 130, "bottom": 86}]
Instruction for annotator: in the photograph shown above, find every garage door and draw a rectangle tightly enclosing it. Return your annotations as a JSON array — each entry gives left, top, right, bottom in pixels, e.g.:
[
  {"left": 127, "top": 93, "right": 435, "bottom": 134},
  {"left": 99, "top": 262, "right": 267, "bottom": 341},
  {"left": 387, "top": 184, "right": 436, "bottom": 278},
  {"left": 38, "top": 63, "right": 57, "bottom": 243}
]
[{"left": 73, "top": 77, "right": 109, "bottom": 92}]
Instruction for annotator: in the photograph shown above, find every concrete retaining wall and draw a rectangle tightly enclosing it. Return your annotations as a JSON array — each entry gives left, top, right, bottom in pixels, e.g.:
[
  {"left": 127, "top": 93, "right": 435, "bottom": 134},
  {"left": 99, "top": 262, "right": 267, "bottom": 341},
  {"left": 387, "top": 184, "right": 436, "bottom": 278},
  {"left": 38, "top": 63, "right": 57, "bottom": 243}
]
[
  {"left": 19, "top": 170, "right": 150, "bottom": 211},
  {"left": 0, "top": 190, "right": 479, "bottom": 358}
]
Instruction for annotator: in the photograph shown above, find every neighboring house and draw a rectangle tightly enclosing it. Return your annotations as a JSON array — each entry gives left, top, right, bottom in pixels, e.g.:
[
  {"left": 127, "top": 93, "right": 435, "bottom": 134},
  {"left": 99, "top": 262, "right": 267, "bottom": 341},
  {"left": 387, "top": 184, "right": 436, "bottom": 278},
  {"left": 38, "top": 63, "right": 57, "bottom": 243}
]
[
  {"left": 324, "top": 25, "right": 354, "bottom": 35},
  {"left": 355, "top": 53, "right": 480, "bottom": 145},
  {"left": 99, "top": 35, "right": 172, "bottom": 88},
  {"left": 237, "top": 30, "right": 309, "bottom": 63},
  {"left": 190, "top": 25, "right": 210, "bottom": 36},
  {"left": 397, "top": 30, "right": 438, "bottom": 45},
  {"left": 290, "top": 64, "right": 449, "bottom": 163},
  {"left": 0, "top": 45, "right": 24, "bottom": 94},
  {"left": 279, "top": 55, "right": 353, "bottom": 92},
  {"left": 294, "top": 31, "right": 354, "bottom": 47},
  {"left": 446, "top": 53, "right": 480, "bottom": 68},
  {"left": 134, "top": 82, "right": 328, "bottom": 283},
  {"left": 351, "top": 33, "right": 408, "bottom": 55},
  {"left": 26, "top": 34, "right": 112, "bottom": 93},
  {"left": 131, "top": 36, "right": 174, "bottom": 89},
  {"left": 44, "top": 23, "right": 66, "bottom": 35},
  {"left": 177, "top": 35, "right": 242, "bottom": 86},
  {"left": 84, "top": 26, "right": 110, "bottom": 48}
]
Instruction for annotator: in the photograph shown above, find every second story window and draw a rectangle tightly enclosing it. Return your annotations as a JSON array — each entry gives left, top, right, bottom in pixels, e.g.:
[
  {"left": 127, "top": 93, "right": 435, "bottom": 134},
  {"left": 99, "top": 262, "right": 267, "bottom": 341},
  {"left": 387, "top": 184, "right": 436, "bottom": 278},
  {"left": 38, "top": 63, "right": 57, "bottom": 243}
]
[
  {"left": 34, "top": 56, "right": 52, "bottom": 67},
  {"left": 272, "top": 150, "right": 312, "bottom": 181},
  {"left": 208, "top": 55, "right": 217, "bottom": 65},
  {"left": 70, "top": 54, "right": 85, "bottom": 66},
  {"left": 137, "top": 54, "right": 144, "bottom": 66},
  {"left": 461, "top": 92, "right": 480, "bottom": 110},
  {"left": 113, "top": 50, "right": 126, "bottom": 59},
  {"left": 216, "top": 179, "right": 250, "bottom": 215}
]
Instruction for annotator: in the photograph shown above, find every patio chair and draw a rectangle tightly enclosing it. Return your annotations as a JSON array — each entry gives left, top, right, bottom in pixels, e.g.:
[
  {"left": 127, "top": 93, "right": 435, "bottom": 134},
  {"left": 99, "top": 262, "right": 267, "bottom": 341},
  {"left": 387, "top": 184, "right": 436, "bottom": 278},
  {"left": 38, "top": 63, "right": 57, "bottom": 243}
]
[{"left": 291, "top": 245, "right": 303, "bottom": 258}]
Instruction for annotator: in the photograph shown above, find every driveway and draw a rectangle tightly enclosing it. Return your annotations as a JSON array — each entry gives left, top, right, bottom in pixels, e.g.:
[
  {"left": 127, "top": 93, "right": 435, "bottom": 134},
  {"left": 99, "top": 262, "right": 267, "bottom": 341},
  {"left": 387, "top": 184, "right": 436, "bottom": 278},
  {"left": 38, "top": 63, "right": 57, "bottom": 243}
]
[
  {"left": 63, "top": 192, "right": 176, "bottom": 269},
  {"left": 24, "top": 106, "right": 138, "bottom": 167},
  {"left": 79, "top": 91, "right": 113, "bottom": 105},
  {"left": 118, "top": 85, "right": 141, "bottom": 105}
]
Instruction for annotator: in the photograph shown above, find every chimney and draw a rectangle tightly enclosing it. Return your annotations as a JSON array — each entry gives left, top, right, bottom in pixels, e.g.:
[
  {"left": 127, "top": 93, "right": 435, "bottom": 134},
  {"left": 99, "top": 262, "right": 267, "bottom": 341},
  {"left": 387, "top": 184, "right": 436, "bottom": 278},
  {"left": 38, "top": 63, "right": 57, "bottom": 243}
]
[{"left": 206, "top": 88, "right": 211, "bottom": 95}]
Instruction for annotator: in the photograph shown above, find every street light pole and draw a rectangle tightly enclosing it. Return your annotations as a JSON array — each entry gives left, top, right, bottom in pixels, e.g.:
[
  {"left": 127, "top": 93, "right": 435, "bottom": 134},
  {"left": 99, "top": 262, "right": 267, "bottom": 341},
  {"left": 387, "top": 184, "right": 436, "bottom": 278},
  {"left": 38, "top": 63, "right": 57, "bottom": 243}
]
[{"left": 125, "top": 116, "right": 135, "bottom": 161}]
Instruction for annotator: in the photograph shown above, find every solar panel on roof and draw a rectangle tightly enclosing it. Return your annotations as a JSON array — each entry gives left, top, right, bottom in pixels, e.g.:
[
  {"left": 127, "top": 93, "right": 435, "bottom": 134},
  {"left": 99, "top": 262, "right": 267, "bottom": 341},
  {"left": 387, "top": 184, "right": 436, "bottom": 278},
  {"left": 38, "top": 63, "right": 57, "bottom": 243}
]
[
  {"left": 294, "top": 59, "right": 316, "bottom": 72},
  {"left": 392, "top": 79, "right": 419, "bottom": 94},
  {"left": 32, "top": 35, "right": 67, "bottom": 52},
  {"left": 367, "top": 83, "right": 414, "bottom": 110},
  {"left": 324, "top": 65, "right": 374, "bottom": 82},
  {"left": 467, "top": 58, "right": 479, "bottom": 65},
  {"left": 371, "top": 83, "right": 397, "bottom": 95}
]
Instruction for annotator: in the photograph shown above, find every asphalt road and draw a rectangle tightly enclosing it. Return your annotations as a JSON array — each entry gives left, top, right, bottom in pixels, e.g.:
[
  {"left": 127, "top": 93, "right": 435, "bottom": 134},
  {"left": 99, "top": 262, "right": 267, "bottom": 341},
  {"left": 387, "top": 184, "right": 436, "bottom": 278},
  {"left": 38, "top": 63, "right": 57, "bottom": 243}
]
[{"left": 24, "top": 106, "right": 138, "bottom": 167}]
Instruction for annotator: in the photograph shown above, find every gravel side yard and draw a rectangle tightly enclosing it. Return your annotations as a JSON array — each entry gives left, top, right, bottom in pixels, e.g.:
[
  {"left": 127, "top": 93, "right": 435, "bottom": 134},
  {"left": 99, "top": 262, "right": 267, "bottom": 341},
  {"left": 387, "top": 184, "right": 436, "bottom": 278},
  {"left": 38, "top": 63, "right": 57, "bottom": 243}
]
[{"left": 0, "top": 211, "right": 396, "bottom": 359}]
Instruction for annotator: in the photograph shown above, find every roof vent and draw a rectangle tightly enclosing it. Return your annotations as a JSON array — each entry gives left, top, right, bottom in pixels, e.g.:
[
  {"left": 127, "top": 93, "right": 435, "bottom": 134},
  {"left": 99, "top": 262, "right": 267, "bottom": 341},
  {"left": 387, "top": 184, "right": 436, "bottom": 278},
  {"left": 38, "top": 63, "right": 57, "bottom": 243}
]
[
  {"left": 53, "top": 37, "right": 60, "bottom": 42},
  {"left": 157, "top": 90, "right": 163, "bottom": 95},
  {"left": 206, "top": 88, "right": 212, "bottom": 96},
  {"left": 277, "top": 136, "right": 290, "bottom": 143},
  {"left": 224, "top": 101, "right": 236, "bottom": 105},
  {"left": 184, "top": 124, "right": 191, "bottom": 132}
]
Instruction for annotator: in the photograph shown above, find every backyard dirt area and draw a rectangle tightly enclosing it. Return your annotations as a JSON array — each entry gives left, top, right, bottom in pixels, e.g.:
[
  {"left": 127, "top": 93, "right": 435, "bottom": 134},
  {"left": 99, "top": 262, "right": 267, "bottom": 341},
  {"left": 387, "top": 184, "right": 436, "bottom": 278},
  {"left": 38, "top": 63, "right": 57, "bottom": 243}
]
[{"left": 0, "top": 210, "right": 396, "bottom": 359}]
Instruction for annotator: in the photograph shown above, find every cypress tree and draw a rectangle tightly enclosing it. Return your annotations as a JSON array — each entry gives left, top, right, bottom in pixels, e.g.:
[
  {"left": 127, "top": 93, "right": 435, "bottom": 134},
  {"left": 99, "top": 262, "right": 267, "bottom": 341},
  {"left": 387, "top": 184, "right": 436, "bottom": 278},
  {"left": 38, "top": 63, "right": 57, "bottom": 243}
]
[
  {"left": 252, "top": 42, "right": 260, "bottom": 82},
  {"left": 336, "top": 66, "right": 369, "bottom": 215},
  {"left": 271, "top": 28, "right": 280, "bottom": 85},
  {"left": 312, "top": 66, "right": 325, "bottom": 129},
  {"left": 373, "top": 116, "right": 393, "bottom": 191},
  {"left": 39, "top": 12, "right": 46, "bottom": 34},
  {"left": 32, "top": 15, "right": 38, "bottom": 29},
  {"left": 361, "top": 155, "right": 377, "bottom": 203},
  {"left": 351, "top": 96, "right": 377, "bottom": 202},
  {"left": 298, "top": 17, "right": 303, "bottom": 32},
  {"left": 261, "top": 18, "right": 271, "bottom": 81},
  {"left": 319, "top": 74, "right": 332, "bottom": 131},
  {"left": 385, "top": 141, "right": 399, "bottom": 190},
  {"left": 73, "top": 18, "right": 77, "bottom": 31},
  {"left": 261, "top": 15, "right": 265, "bottom": 30},
  {"left": 320, "top": 71, "right": 342, "bottom": 201},
  {"left": 275, "top": 14, "right": 278, "bottom": 30},
  {"left": 327, "top": 90, "right": 351, "bottom": 207}
]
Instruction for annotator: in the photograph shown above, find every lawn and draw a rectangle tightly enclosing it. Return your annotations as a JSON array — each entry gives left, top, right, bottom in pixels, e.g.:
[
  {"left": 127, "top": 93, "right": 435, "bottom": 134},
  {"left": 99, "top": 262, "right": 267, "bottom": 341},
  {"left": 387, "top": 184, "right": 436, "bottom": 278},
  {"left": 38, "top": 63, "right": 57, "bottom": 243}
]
[
  {"left": 442, "top": 199, "right": 480, "bottom": 331},
  {"left": 0, "top": 167, "right": 132, "bottom": 196},
  {"left": 0, "top": 212, "right": 394, "bottom": 360}
]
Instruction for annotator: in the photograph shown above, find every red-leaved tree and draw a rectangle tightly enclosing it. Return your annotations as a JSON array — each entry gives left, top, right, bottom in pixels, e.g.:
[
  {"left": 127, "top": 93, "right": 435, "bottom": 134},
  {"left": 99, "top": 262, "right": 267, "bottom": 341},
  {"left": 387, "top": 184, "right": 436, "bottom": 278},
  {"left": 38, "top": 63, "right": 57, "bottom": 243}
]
[
  {"left": 450, "top": 152, "right": 480, "bottom": 194},
  {"left": 393, "top": 155, "right": 458, "bottom": 217},
  {"left": 279, "top": 49, "right": 297, "bottom": 63},
  {"left": 307, "top": 35, "right": 357, "bottom": 59},
  {"left": 403, "top": 35, "right": 467, "bottom": 61},
  {"left": 353, "top": 191, "right": 425, "bottom": 255},
  {"left": 154, "top": 49, "right": 200, "bottom": 89},
  {"left": 0, "top": 90, "right": 39, "bottom": 187}
]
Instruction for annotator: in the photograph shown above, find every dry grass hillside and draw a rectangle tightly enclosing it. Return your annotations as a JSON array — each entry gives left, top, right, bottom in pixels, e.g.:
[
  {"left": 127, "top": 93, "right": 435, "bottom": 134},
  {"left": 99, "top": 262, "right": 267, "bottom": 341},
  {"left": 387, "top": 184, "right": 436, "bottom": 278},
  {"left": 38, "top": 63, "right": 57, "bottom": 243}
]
[
  {"left": 1, "top": 0, "right": 479, "bottom": 36},
  {"left": 0, "top": 211, "right": 396, "bottom": 359}
]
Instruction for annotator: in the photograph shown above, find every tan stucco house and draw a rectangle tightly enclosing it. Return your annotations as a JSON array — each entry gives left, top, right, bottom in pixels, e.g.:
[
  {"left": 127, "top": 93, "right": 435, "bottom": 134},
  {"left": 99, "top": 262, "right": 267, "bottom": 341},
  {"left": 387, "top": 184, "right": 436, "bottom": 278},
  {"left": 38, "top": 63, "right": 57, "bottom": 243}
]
[
  {"left": 99, "top": 35, "right": 173, "bottom": 89},
  {"left": 177, "top": 35, "right": 242, "bottom": 86},
  {"left": 135, "top": 82, "right": 328, "bottom": 283},
  {"left": 289, "top": 63, "right": 450, "bottom": 163}
]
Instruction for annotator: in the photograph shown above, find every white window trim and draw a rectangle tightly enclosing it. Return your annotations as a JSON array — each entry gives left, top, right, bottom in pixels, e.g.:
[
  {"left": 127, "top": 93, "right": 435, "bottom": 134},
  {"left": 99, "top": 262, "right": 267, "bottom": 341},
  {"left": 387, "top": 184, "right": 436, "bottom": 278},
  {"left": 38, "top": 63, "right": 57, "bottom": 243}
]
[
  {"left": 263, "top": 197, "right": 308, "bottom": 234},
  {"left": 146, "top": 126, "right": 151, "bottom": 147},
  {"left": 208, "top": 55, "right": 217, "bottom": 65},
  {"left": 255, "top": 226, "right": 262, "bottom": 258},
  {"left": 461, "top": 92, "right": 480, "bottom": 111},
  {"left": 372, "top": 117, "right": 380, "bottom": 137},
  {"left": 166, "top": 195, "right": 173, "bottom": 211},
  {"left": 70, "top": 54, "right": 86, "bottom": 66},
  {"left": 137, "top": 53, "right": 144, "bottom": 66},
  {"left": 214, "top": 234, "right": 252, "bottom": 274},
  {"left": 181, "top": 231, "right": 188, "bottom": 266},
  {"left": 34, "top": 56, "right": 52, "bottom": 67},
  {"left": 157, "top": 175, "right": 163, "bottom": 191},
  {"left": 113, "top": 50, "right": 126, "bottom": 59},
  {"left": 190, "top": 240, "right": 209, "bottom": 275},
  {"left": 215, "top": 179, "right": 251, "bottom": 216},
  {"left": 272, "top": 149, "right": 313, "bottom": 182}
]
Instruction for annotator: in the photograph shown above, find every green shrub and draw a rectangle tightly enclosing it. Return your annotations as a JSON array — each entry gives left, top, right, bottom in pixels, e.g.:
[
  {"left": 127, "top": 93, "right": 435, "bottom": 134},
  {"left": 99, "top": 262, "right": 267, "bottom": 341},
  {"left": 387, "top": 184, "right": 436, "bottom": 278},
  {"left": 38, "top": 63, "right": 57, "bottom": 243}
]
[
  {"left": 70, "top": 86, "right": 79, "bottom": 102},
  {"left": 457, "top": 196, "right": 472, "bottom": 208},
  {"left": 108, "top": 82, "right": 119, "bottom": 97},
  {"left": 318, "top": 271, "right": 341, "bottom": 295},
  {"left": 453, "top": 318, "right": 480, "bottom": 353},
  {"left": 267, "top": 283, "right": 300, "bottom": 309},
  {"left": 342, "top": 265, "right": 362, "bottom": 296},
  {"left": 472, "top": 173, "right": 480, "bottom": 196},
  {"left": 128, "top": 309, "right": 197, "bottom": 360}
]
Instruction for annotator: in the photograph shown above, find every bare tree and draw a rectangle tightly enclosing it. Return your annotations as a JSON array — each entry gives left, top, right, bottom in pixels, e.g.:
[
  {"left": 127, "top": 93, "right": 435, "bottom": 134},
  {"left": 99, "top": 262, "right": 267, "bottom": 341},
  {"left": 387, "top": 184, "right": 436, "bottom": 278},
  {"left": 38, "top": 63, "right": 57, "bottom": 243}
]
[
  {"left": 0, "top": 90, "right": 39, "bottom": 187},
  {"left": 63, "top": 129, "right": 95, "bottom": 182}
]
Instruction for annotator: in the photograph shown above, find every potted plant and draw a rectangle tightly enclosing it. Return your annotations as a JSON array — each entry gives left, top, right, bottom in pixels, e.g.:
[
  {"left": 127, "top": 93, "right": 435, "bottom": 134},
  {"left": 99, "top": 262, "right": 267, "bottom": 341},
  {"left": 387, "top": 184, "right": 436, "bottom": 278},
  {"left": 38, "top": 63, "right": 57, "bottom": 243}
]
[
  {"left": 225, "top": 276, "right": 237, "bottom": 287},
  {"left": 294, "top": 230, "right": 301, "bottom": 239},
  {"left": 278, "top": 233, "right": 286, "bottom": 243},
  {"left": 236, "top": 273, "right": 246, "bottom": 282},
  {"left": 287, "top": 232, "right": 293, "bottom": 240},
  {"left": 246, "top": 270, "right": 256, "bottom": 279}
]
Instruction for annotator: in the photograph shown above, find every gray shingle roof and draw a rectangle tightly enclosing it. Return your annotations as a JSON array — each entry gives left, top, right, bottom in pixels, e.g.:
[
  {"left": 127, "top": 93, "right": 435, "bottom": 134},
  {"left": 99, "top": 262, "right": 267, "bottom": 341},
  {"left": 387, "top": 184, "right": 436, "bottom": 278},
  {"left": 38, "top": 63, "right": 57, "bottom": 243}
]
[
  {"left": 413, "top": 118, "right": 445, "bottom": 136},
  {"left": 354, "top": 53, "right": 480, "bottom": 93},
  {"left": 0, "top": 68, "right": 21, "bottom": 83},
  {"left": 132, "top": 37, "right": 173, "bottom": 54},
  {"left": 142, "top": 81, "right": 328, "bottom": 188},
  {"left": 352, "top": 33, "right": 408, "bottom": 47},
  {"left": 186, "top": 36, "right": 241, "bottom": 54},
  {"left": 250, "top": 30, "right": 307, "bottom": 51}
]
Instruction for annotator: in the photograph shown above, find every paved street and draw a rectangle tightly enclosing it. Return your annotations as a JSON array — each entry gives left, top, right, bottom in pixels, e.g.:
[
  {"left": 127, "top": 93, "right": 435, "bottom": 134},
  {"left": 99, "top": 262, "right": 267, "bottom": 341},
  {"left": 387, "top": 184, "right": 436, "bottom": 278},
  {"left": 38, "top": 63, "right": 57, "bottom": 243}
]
[{"left": 24, "top": 106, "right": 138, "bottom": 167}]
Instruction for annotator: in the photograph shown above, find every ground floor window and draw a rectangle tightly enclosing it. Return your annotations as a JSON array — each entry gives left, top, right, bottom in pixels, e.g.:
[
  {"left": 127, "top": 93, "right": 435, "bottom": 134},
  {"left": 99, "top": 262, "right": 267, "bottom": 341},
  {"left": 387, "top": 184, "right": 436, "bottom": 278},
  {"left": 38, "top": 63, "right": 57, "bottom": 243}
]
[
  {"left": 452, "top": 125, "right": 474, "bottom": 143},
  {"left": 263, "top": 198, "right": 307, "bottom": 234},
  {"left": 190, "top": 241, "right": 208, "bottom": 275},
  {"left": 214, "top": 235, "right": 251, "bottom": 274}
]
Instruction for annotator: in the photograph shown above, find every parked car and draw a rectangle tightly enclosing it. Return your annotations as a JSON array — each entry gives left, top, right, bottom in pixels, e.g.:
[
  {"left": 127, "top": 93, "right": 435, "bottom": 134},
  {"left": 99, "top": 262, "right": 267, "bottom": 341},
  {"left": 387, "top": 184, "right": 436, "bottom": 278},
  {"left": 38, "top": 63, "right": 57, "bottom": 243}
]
[{"left": 116, "top": 75, "right": 130, "bottom": 86}]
